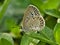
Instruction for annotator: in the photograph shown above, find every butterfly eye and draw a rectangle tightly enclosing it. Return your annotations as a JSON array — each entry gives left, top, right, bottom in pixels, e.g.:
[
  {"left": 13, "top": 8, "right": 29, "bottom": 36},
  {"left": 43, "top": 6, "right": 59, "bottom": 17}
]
[
  {"left": 30, "top": 12, "right": 34, "bottom": 16},
  {"left": 31, "top": 13, "right": 33, "bottom": 15},
  {"left": 30, "top": 12, "right": 34, "bottom": 18}
]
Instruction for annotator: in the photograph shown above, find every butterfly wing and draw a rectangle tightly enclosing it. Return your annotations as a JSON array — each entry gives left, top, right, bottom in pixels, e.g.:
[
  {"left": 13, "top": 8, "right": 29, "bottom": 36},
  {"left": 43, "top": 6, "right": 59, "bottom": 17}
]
[{"left": 22, "top": 5, "right": 45, "bottom": 32}]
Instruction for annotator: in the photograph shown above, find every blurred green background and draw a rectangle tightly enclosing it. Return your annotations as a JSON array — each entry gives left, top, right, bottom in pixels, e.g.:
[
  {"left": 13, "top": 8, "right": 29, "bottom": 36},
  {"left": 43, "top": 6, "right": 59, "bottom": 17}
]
[
  {"left": 0, "top": 0, "right": 60, "bottom": 45},
  {"left": 0, "top": 0, "right": 30, "bottom": 32}
]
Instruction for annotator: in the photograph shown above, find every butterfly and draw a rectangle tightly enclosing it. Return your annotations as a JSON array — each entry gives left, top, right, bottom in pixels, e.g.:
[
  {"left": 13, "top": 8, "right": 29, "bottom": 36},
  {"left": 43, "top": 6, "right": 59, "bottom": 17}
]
[{"left": 22, "top": 5, "right": 45, "bottom": 32}]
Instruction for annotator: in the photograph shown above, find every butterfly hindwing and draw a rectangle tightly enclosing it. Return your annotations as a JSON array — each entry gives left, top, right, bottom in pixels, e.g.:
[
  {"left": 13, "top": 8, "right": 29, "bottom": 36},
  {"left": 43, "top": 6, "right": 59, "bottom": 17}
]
[{"left": 22, "top": 5, "right": 45, "bottom": 32}]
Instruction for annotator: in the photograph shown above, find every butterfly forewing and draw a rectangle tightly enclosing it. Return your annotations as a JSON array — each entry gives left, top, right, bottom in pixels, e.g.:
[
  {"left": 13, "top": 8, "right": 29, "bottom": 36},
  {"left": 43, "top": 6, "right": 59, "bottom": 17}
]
[{"left": 22, "top": 5, "right": 45, "bottom": 32}]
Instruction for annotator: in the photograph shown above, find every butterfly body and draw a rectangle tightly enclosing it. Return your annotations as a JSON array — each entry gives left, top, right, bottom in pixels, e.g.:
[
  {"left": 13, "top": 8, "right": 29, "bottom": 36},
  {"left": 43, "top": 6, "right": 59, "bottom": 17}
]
[{"left": 22, "top": 5, "right": 45, "bottom": 32}]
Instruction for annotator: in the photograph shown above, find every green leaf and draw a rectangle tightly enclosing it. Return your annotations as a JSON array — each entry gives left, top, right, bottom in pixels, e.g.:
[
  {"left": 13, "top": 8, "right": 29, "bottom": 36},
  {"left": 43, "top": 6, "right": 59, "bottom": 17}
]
[
  {"left": 4, "top": 16, "right": 16, "bottom": 30},
  {"left": 20, "top": 34, "right": 32, "bottom": 45},
  {"left": 30, "top": 0, "right": 43, "bottom": 7},
  {"left": 39, "top": 26, "right": 55, "bottom": 42},
  {"left": 10, "top": 26, "right": 21, "bottom": 38},
  {"left": 0, "top": 33, "right": 14, "bottom": 45},
  {"left": 0, "top": 0, "right": 11, "bottom": 19},
  {"left": 37, "top": 41, "right": 48, "bottom": 45},
  {"left": 44, "top": 9, "right": 60, "bottom": 18},
  {"left": 45, "top": 16, "right": 57, "bottom": 29},
  {"left": 30, "top": 0, "right": 45, "bottom": 15},
  {"left": 30, "top": 0, "right": 60, "bottom": 10},
  {"left": 27, "top": 26, "right": 57, "bottom": 45},
  {"left": 42, "top": 0, "right": 60, "bottom": 9},
  {"left": 54, "top": 23, "right": 60, "bottom": 45}
]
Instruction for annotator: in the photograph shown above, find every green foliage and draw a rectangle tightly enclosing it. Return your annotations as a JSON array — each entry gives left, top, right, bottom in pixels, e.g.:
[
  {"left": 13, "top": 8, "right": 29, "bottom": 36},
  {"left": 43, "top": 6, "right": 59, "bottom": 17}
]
[
  {"left": 0, "top": 0, "right": 60, "bottom": 45},
  {"left": 54, "top": 23, "right": 60, "bottom": 44},
  {"left": 0, "top": 33, "right": 14, "bottom": 45},
  {"left": 45, "top": 16, "right": 57, "bottom": 29},
  {"left": 0, "top": 0, "right": 11, "bottom": 19},
  {"left": 44, "top": 9, "right": 60, "bottom": 18},
  {"left": 20, "top": 35, "right": 32, "bottom": 45}
]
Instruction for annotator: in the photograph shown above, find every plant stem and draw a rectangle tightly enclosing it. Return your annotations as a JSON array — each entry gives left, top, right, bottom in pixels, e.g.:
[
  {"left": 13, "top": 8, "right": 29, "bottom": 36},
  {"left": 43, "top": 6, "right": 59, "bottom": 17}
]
[{"left": 0, "top": 0, "right": 11, "bottom": 19}]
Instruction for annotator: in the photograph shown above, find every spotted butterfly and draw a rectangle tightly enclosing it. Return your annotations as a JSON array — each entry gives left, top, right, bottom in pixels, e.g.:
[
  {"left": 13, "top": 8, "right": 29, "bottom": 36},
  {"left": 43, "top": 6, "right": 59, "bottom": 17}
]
[{"left": 22, "top": 5, "right": 45, "bottom": 32}]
